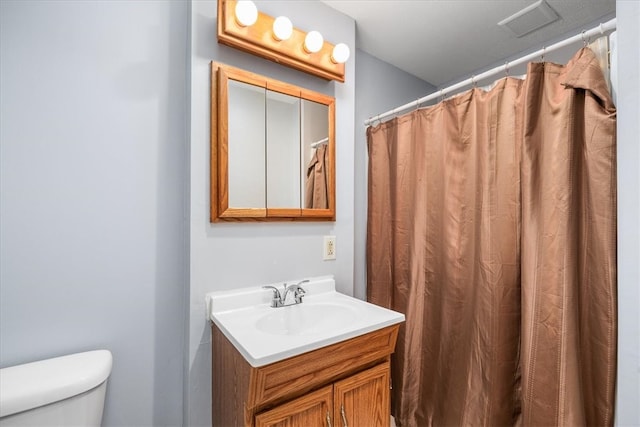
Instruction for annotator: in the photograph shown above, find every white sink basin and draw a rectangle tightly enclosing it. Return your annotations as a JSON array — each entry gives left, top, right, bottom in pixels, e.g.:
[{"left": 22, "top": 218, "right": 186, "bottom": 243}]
[
  {"left": 206, "top": 276, "right": 405, "bottom": 367},
  {"left": 255, "top": 301, "right": 358, "bottom": 336}
]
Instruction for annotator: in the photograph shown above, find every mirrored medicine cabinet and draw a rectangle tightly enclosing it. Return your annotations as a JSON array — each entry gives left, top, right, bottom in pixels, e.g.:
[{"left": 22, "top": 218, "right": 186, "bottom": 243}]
[{"left": 210, "top": 62, "right": 335, "bottom": 222}]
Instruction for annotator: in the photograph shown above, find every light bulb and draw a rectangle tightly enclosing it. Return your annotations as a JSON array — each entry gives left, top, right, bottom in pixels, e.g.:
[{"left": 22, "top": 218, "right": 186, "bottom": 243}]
[
  {"left": 273, "top": 16, "right": 293, "bottom": 41},
  {"left": 304, "top": 31, "right": 324, "bottom": 53},
  {"left": 331, "top": 43, "right": 350, "bottom": 63},
  {"left": 235, "top": 0, "right": 258, "bottom": 27}
]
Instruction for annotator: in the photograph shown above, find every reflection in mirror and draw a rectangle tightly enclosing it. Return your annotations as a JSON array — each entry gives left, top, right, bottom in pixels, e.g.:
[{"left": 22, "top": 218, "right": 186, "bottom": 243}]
[
  {"left": 266, "top": 91, "right": 300, "bottom": 209},
  {"left": 301, "top": 100, "right": 329, "bottom": 209},
  {"left": 228, "top": 80, "right": 265, "bottom": 208}
]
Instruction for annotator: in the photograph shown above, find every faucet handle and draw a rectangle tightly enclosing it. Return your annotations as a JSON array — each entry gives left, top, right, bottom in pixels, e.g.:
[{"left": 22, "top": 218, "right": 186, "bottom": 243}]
[
  {"left": 262, "top": 285, "right": 283, "bottom": 307},
  {"left": 288, "top": 280, "right": 308, "bottom": 304},
  {"left": 288, "top": 279, "right": 310, "bottom": 288},
  {"left": 293, "top": 286, "right": 306, "bottom": 304},
  {"left": 262, "top": 285, "right": 280, "bottom": 293}
]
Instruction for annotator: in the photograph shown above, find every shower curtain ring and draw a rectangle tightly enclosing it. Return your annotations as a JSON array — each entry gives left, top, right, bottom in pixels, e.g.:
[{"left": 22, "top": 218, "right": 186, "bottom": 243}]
[
  {"left": 471, "top": 75, "right": 476, "bottom": 88},
  {"left": 541, "top": 46, "right": 545, "bottom": 61},
  {"left": 582, "top": 30, "right": 588, "bottom": 47},
  {"left": 504, "top": 62, "right": 509, "bottom": 77}
]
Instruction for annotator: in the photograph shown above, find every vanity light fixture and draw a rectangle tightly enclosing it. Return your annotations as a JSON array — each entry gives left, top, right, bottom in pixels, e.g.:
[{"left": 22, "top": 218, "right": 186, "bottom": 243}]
[
  {"left": 217, "top": 0, "right": 348, "bottom": 82},
  {"left": 273, "top": 16, "right": 293, "bottom": 41},
  {"left": 234, "top": 0, "right": 258, "bottom": 27},
  {"left": 331, "top": 43, "right": 350, "bottom": 64},
  {"left": 304, "top": 31, "right": 324, "bottom": 53}
]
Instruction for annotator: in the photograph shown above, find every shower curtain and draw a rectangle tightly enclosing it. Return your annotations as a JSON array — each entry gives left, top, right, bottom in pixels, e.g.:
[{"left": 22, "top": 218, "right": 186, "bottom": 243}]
[{"left": 367, "top": 48, "right": 617, "bottom": 426}]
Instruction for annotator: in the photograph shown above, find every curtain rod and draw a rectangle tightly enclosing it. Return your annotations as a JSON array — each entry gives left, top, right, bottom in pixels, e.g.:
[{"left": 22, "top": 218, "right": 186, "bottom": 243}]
[{"left": 364, "top": 18, "right": 617, "bottom": 126}]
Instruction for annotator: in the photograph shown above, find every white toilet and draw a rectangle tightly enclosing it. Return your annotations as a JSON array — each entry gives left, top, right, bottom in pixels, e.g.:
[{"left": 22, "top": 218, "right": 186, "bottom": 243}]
[{"left": 0, "top": 350, "right": 112, "bottom": 426}]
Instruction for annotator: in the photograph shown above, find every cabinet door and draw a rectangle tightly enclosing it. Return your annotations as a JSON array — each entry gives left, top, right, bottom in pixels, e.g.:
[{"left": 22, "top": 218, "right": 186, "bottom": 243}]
[
  {"left": 334, "top": 362, "right": 390, "bottom": 427},
  {"left": 255, "top": 385, "right": 334, "bottom": 427}
]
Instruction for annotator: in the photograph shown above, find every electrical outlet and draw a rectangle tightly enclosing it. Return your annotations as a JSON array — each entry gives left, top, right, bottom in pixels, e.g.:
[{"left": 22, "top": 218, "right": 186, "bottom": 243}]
[{"left": 323, "top": 235, "right": 336, "bottom": 260}]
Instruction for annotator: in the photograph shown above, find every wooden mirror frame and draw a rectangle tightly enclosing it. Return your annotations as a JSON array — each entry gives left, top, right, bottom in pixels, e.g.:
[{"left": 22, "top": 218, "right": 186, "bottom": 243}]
[{"left": 211, "top": 62, "right": 336, "bottom": 222}]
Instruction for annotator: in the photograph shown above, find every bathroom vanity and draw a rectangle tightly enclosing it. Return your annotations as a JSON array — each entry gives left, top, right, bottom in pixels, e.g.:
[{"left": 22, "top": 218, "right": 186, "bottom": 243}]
[{"left": 207, "top": 276, "right": 404, "bottom": 427}]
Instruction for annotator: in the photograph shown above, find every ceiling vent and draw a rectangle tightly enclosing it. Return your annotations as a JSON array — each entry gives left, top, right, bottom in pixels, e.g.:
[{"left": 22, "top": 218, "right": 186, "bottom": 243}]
[{"left": 498, "top": 0, "right": 560, "bottom": 38}]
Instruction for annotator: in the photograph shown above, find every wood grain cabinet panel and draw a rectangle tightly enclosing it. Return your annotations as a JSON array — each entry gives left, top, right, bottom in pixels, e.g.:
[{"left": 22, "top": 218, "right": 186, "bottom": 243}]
[
  {"left": 334, "top": 363, "right": 390, "bottom": 427},
  {"left": 254, "top": 363, "right": 390, "bottom": 427},
  {"left": 211, "top": 323, "right": 400, "bottom": 427},
  {"left": 255, "top": 385, "right": 333, "bottom": 427}
]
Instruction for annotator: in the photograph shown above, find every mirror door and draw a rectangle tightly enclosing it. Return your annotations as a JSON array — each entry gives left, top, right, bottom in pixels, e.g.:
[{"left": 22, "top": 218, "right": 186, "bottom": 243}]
[
  {"left": 266, "top": 88, "right": 301, "bottom": 217},
  {"left": 211, "top": 62, "right": 335, "bottom": 222},
  {"left": 227, "top": 79, "right": 266, "bottom": 210}
]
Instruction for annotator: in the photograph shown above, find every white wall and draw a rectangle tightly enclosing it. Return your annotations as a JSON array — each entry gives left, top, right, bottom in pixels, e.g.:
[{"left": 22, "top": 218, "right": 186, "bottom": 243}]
[
  {"left": 614, "top": 1, "right": 640, "bottom": 425},
  {"left": 0, "top": 2, "right": 188, "bottom": 426},
  {"left": 187, "top": 1, "right": 355, "bottom": 425}
]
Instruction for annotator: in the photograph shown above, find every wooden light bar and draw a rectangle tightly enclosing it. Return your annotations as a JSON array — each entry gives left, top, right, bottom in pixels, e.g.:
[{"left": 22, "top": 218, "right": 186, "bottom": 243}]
[{"left": 217, "top": 0, "right": 346, "bottom": 82}]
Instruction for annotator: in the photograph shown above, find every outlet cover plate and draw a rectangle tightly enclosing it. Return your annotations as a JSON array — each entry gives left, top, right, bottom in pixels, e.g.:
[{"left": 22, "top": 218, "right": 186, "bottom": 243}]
[{"left": 323, "top": 235, "right": 336, "bottom": 260}]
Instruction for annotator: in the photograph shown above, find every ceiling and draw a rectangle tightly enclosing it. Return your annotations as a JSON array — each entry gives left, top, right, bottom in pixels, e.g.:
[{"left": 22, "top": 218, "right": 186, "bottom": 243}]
[{"left": 322, "top": 0, "right": 616, "bottom": 87}]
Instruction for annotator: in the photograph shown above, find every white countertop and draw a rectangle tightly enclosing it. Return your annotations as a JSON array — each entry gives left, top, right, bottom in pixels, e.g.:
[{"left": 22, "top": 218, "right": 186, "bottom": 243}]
[{"left": 206, "top": 276, "right": 405, "bottom": 367}]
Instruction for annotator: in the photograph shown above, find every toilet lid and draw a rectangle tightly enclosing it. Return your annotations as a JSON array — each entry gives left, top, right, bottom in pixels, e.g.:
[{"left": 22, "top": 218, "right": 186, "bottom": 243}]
[{"left": 0, "top": 349, "right": 112, "bottom": 417}]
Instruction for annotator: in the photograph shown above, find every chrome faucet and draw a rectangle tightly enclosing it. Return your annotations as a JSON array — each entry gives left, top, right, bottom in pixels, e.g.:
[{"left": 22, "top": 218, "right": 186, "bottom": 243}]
[{"left": 262, "top": 280, "right": 309, "bottom": 308}]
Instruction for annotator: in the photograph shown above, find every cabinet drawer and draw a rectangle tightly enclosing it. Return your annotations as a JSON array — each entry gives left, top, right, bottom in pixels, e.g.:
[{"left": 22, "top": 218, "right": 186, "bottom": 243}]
[{"left": 249, "top": 325, "right": 398, "bottom": 409}]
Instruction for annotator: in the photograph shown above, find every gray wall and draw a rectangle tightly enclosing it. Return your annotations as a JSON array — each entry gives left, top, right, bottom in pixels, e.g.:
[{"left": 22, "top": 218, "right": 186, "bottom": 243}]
[
  {"left": 0, "top": 2, "right": 188, "bottom": 426},
  {"left": 187, "top": 1, "right": 355, "bottom": 425},
  {"left": 614, "top": 1, "right": 640, "bottom": 425},
  {"left": 353, "top": 49, "right": 436, "bottom": 299}
]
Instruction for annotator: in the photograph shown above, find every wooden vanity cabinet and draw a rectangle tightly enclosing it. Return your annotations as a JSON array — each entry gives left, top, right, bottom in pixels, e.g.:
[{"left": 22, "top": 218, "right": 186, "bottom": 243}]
[
  {"left": 211, "top": 324, "right": 399, "bottom": 427},
  {"left": 255, "top": 362, "right": 390, "bottom": 427}
]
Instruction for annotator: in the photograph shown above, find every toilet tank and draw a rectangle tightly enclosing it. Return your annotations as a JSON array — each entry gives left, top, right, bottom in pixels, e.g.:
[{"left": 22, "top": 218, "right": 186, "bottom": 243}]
[{"left": 0, "top": 350, "right": 112, "bottom": 426}]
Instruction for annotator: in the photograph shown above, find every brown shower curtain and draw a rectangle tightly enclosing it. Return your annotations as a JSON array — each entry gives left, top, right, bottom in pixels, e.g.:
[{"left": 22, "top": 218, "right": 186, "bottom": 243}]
[{"left": 367, "top": 48, "right": 617, "bottom": 427}]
